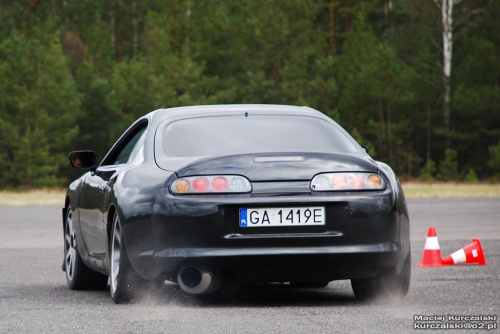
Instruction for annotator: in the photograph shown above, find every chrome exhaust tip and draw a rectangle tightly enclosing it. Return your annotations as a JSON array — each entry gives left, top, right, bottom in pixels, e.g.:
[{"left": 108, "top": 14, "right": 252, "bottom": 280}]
[{"left": 177, "top": 264, "right": 222, "bottom": 295}]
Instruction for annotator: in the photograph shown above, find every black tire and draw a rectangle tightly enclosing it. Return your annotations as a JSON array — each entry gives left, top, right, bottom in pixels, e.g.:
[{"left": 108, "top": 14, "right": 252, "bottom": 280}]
[
  {"left": 290, "top": 281, "right": 330, "bottom": 289},
  {"left": 110, "top": 212, "right": 144, "bottom": 303},
  {"left": 351, "top": 249, "right": 411, "bottom": 301},
  {"left": 64, "top": 205, "right": 108, "bottom": 290}
]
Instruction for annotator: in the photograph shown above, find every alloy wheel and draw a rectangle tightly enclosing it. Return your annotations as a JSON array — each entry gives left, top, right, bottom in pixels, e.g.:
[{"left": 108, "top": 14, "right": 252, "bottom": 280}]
[
  {"left": 110, "top": 216, "right": 121, "bottom": 295},
  {"left": 64, "top": 210, "right": 77, "bottom": 282}
]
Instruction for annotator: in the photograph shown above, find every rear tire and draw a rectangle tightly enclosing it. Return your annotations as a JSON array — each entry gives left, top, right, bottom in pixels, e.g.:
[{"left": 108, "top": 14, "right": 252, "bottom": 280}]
[
  {"left": 110, "top": 212, "right": 144, "bottom": 303},
  {"left": 351, "top": 249, "right": 411, "bottom": 301},
  {"left": 64, "top": 205, "right": 108, "bottom": 290}
]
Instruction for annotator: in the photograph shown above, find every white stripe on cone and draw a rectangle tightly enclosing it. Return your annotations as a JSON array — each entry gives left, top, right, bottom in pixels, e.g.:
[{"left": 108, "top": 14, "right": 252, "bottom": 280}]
[
  {"left": 450, "top": 249, "right": 467, "bottom": 264},
  {"left": 424, "top": 236, "right": 440, "bottom": 250}
]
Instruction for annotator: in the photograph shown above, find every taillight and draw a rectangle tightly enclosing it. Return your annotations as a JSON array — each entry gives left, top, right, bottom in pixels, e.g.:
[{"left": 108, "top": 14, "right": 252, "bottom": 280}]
[
  {"left": 229, "top": 177, "right": 246, "bottom": 191},
  {"left": 193, "top": 177, "right": 209, "bottom": 193},
  {"left": 313, "top": 175, "right": 330, "bottom": 190},
  {"left": 350, "top": 174, "right": 365, "bottom": 189},
  {"left": 211, "top": 177, "right": 228, "bottom": 192},
  {"left": 331, "top": 174, "right": 348, "bottom": 189},
  {"left": 171, "top": 175, "right": 252, "bottom": 194},
  {"left": 310, "top": 173, "right": 386, "bottom": 191},
  {"left": 367, "top": 174, "right": 383, "bottom": 188},
  {"left": 174, "top": 179, "right": 190, "bottom": 193}
]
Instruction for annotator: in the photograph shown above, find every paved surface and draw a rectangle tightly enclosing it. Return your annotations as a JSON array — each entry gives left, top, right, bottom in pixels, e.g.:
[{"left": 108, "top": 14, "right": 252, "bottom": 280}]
[{"left": 0, "top": 198, "right": 499, "bottom": 334}]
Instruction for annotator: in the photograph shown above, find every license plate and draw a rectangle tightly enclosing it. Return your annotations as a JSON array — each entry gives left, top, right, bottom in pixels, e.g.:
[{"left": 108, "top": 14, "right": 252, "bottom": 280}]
[{"left": 239, "top": 207, "right": 325, "bottom": 227}]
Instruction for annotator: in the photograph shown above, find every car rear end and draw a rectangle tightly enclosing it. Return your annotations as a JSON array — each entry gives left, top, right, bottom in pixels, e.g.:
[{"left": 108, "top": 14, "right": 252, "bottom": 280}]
[
  {"left": 154, "top": 173, "right": 401, "bottom": 284},
  {"left": 150, "top": 106, "right": 408, "bottom": 292}
]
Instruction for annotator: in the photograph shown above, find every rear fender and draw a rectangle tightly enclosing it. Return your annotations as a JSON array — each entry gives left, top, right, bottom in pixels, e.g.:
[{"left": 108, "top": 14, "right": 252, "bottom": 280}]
[{"left": 377, "top": 161, "right": 410, "bottom": 272}]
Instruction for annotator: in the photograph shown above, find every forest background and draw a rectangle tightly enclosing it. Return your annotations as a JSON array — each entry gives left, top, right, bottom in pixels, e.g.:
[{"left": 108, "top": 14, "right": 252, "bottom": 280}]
[{"left": 0, "top": 0, "right": 499, "bottom": 189}]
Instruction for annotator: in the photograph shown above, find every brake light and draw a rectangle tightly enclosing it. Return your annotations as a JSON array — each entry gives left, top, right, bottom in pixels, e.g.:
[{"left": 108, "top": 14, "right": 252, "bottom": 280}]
[
  {"left": 171, "top": 175, "right": 252, "bottom": 194},
  {"left": 311, "top": 173, "right": 386, "bottom": 191},
  {"left": 193, "top": 177, "right": 209, "bottom": 193},
  {"left": 212, "top": 177, "right": 228, "bottom": 192},
  {"left": 331, "top": 174, "right": 348, "bottom": 189},
  {"left": 350, "top": 174, "right": 365, "bottom": 189}
]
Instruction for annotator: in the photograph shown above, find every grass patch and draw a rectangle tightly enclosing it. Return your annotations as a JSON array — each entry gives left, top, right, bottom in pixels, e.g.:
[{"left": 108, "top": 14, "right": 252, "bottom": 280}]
[
  {"left": 402, "top": 182, "right": 500, "bottom": 199},
  {"left": 0, "top": 188, "right": 66, "bottom": 206}
]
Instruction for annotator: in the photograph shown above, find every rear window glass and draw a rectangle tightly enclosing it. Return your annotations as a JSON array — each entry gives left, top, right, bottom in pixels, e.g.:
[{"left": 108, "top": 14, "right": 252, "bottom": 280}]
[{"left": 163, "top": 115, "right": 357, "bottom": 157}]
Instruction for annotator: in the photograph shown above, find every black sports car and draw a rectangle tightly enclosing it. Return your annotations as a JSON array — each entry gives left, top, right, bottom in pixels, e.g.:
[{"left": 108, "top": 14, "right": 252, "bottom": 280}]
[{"left": 63, "top": 104, "right": 410, "bottom": 303}]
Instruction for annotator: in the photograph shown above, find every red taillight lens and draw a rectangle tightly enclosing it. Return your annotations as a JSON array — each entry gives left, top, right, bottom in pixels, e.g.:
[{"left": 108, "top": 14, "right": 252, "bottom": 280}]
[
  {"left": 211, "top": 177, "right": 228, "bottom": 192},
  {"left": 350, "top": 174, "right": 365, "bottom": 189},
  {"left": 193, "top": 177, "right": 209, "bottom": 193},
  {"left": 332, "top": 174, "right": 348, "bottom": 189}
]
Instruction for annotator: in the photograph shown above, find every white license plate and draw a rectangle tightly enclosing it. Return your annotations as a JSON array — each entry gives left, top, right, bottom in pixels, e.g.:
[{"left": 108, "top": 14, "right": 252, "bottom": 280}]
[{"left": 239, "top": 207, "right": 325, "bottom": 227}]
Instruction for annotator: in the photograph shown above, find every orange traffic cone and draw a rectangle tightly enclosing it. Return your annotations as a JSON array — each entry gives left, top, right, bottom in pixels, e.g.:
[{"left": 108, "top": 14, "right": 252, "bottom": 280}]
[
  {"left": 442, "top": 239, "right": 486, "bottom": 265},
  {"left": 417, "top": 227, "right": 448, "bottom": 267}
]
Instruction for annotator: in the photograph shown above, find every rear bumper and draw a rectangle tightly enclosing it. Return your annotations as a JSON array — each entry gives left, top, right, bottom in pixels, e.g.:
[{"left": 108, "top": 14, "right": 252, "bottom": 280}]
[{"left": 153, "top": 242, "right": 400, "bottom": 282}]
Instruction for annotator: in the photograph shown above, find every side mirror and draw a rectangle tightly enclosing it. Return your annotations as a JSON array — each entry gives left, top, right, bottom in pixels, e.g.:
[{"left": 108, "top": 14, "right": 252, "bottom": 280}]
[
  {"left": 69, "top": 151, "right": 97, "bottom": 170},
  {"left": 360, "top": 145, "right": 369, "bottom": 154}
]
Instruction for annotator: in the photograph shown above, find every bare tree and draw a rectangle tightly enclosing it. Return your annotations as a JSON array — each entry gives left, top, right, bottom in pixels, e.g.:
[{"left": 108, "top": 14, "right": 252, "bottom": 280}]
[
  {"left": 434, "top": 0, "right": 455, "bottom": 149},
  {"left": 433, "top": 0, "right": 485, "bottom": 149}
]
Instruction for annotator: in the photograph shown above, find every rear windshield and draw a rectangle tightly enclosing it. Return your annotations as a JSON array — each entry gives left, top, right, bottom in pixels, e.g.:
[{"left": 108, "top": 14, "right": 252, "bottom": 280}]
[{"left": 163, "top": 115, "right": 358, "bottom": 157}]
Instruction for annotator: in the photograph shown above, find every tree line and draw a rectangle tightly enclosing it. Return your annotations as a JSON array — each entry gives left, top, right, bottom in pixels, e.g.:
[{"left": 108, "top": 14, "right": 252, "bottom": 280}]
[{"left": 0, "top": 0, "right": 499, "bottom": 189}]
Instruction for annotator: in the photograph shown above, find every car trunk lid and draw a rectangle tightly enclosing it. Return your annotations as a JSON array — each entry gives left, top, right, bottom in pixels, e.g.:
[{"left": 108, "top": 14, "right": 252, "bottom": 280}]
[{"left": 176, "top": 153, "right": 378, "bottom": 181}]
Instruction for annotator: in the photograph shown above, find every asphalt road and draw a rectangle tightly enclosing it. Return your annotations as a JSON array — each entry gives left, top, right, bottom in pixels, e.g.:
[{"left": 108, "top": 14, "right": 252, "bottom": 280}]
[{"left": 0, "top": 198, "right": 499, "bottom": 334}]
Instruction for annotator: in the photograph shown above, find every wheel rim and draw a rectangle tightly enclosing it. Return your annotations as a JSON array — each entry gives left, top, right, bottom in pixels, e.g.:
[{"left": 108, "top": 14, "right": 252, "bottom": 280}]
[
  {"left": 64, "top": 210, "right": 77, "bottom": 281},
  {"left": 110, "top": 216, "right": 121, "bottom": 295}
]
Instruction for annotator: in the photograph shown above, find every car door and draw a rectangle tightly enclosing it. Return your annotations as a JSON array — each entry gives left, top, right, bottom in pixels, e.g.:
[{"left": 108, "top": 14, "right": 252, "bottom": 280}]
[{"left": 78, "top": 121, "right": 148, "bottom": 270}]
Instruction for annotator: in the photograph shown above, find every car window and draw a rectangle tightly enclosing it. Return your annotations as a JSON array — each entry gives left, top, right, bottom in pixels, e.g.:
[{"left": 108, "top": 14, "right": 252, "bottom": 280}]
[
  {"left": 111, "top": 126, "right": 147, "bottom": 165},
  {"left": 127, "top": 128, "right": 147, "bottom": 164},
  {"left": 162, "top": 115, "right": 357, "bottom": 157}
]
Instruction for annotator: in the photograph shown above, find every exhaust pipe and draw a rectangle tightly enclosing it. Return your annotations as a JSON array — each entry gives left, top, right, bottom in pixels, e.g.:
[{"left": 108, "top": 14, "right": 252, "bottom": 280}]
[{"left": 177, "top": 264, "right": 222, "bottom": 295}]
